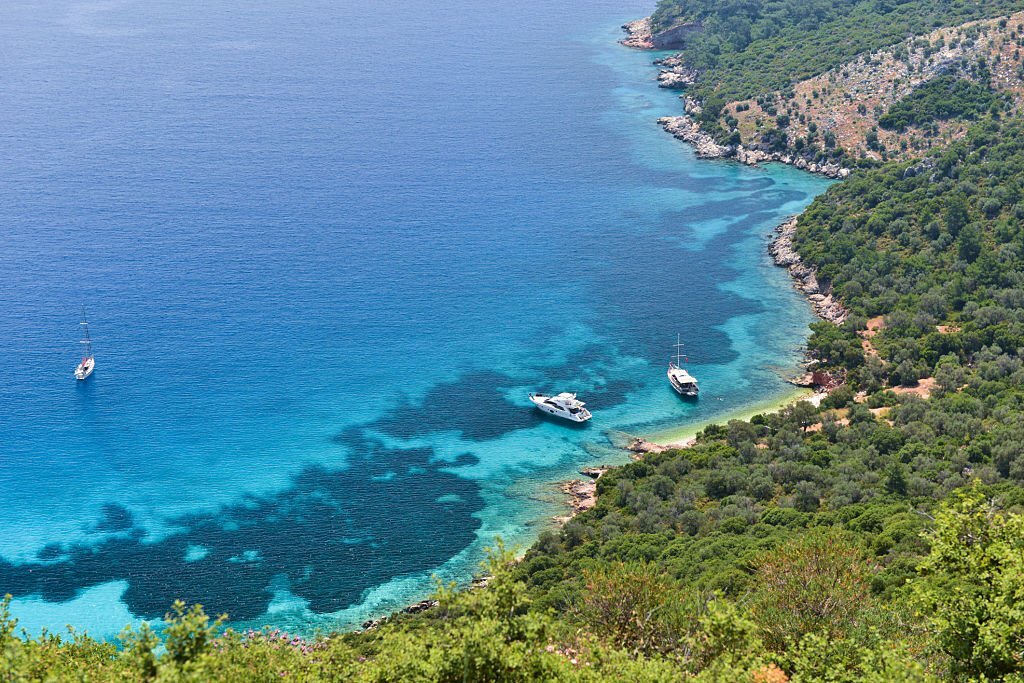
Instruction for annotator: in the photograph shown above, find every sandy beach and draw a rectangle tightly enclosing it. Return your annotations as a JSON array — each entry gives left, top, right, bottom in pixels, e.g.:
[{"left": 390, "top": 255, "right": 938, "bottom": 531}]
[{"left": 643, "top": 385, "right": 817, "bottom": 446}]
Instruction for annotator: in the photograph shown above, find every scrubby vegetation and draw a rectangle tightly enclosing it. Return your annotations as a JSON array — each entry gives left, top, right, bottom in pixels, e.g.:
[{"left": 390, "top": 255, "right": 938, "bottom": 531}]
[
  {"left": 797, "top": 116, "right": 1024, "bottom": 384},
  {"left": 6, "top": 486, "right": 1024, "bottom": 680},
  {"left": 878, "top": 75, "right": 1005, "bottom": 132},
  {"left": 650, "top": 0, "right": 1024, "bottom": 102}
]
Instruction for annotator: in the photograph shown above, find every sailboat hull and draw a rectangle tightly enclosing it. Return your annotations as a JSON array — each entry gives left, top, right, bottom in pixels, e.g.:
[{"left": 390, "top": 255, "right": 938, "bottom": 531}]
[{"left": 75, "top": 358, "right": 95, "bottom": 380}]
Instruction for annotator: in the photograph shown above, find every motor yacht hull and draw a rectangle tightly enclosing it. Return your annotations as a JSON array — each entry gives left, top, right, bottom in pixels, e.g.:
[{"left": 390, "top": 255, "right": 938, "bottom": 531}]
[{"left": 529, "top": 393, "right": 592, "bottom": 423}]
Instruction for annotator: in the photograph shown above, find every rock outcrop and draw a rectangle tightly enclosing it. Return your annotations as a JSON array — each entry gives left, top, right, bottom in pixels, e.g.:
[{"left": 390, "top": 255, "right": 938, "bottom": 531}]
[
  {"left": 734, "top": 146, "right": 850, "bottom": 179},
  {"left": 559, "top": 479, "right": 597, "bottom": 515},
  {"left": 658, "top": 116, "right": 851, "bottom": 178},
  {"left": 657, "top": 116, "right": 729, "bottom": 158},
  {"left": 579, "top": 466, "right": 609, "bottom": 479},
  {"left": 621, "top": 18, "right": 704, "bottom": 50},
  {"left": 360, "top": 599, "right": 440, "bottom": 631},
  {"left": 652, "top": 22, "right": 703, "bottom": 49},
  {"left": 789, "top": 368, "right": 845, "bottom": 391},
  {"left": 658, "top": 69, "right": 697, "bottom": 89},
  {"left": 627, "top": 437, "right": 668, "bottom": 455},
  {"left": 653, "top": 54, "right": 698, "bottom": 89},
  {"left": 769, "top": 217, "right": 849, "bottom": 324},
  {"left": 620, "top": 18, "right": 653, "bottom": 49}
]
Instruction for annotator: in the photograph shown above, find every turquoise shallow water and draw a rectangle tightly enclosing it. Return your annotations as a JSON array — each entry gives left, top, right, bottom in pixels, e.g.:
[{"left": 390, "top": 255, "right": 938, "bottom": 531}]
[{"left": 0, "top": 0, "right": 831, "bottom": 637}]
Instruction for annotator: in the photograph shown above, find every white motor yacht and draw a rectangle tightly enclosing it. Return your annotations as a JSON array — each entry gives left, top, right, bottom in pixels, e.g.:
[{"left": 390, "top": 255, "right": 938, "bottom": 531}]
[
  {"left": 667, "top": 334, "right": 698, "bottom": 397},
  {"left": 529, "top": 392, "right": 592, "bottom": 423}
]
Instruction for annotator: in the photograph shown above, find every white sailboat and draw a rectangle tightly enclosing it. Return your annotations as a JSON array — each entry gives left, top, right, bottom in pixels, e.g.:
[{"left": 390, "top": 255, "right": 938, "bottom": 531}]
[
  {"left": 74, "top": 312, "right": 95, "bottom": 380},
  {"left": 529, "top": 392, "right": 592, "bottom": 423},
  {"left": 667, "top": 333, "right": 698, "bottom": 397}
]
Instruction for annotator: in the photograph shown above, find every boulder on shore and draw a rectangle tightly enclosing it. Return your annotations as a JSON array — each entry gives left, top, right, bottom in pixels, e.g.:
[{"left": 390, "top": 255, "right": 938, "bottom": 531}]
[
  {"left": 627, "top": 437, "right": 667, "bottom": 454},
  {"left": 657, "top": 69, "right": 696, "bottom": 88},
  {"left": 579, "top": 466, "right": 609, "bottom": 479}
]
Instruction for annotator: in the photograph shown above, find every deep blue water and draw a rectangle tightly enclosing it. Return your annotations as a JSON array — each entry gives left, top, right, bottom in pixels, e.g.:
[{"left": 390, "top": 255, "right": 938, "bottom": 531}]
[{"left": 0, "top": 0, "right": 832, "bottom": 636}]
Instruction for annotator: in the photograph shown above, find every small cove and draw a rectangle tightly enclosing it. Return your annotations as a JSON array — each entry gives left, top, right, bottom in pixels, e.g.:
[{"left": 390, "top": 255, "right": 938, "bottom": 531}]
[{"left": 0, "top": 0, "right": 832, "bottom": 637}]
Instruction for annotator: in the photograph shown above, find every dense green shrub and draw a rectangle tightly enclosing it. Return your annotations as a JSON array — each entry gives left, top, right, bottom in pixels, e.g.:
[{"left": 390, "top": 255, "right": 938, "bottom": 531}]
[{"left": 879, "top": 75, "right": 1003, "bottom": 132}]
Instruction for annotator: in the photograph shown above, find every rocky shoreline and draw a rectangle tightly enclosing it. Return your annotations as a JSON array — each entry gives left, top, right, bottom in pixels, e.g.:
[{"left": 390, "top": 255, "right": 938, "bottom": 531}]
[
  {"left": 619, "top": 18, "right": 653, "bottom": 49},
  {"left": 360, "top": 599, "right": 438, "bottom": 631},
  {"left": 358, "top": 24, "right": 853, "bottom": 639},
  {"left": 657, "top": 116, "right": 851, "bottom": 179},
  {"left": 621, "top": 22, "right": 851, "bottom": 180},
  {"left": 653, "top": 54, "right": 698, "bottom": 89},
  {"left": 769, "top": 216, "right": 849, "bottom": 324},
  {"left": 620, "top": 15, "right": 702, "bottom": 50},
  {"left": 550, "top": 14, "right": 852, "bottom": 549},
  {"left": 555, "top": 466, "right": 609, "bottom": 523}
]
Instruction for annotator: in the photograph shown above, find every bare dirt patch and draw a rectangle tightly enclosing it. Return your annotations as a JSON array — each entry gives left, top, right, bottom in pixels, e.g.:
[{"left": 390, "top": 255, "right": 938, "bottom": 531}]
[
  {"left": 892, "top": 376, "right": 936, "bottom": 399},
  {"left": 860, "top": 316, "right": 885, "bottom": 358}
]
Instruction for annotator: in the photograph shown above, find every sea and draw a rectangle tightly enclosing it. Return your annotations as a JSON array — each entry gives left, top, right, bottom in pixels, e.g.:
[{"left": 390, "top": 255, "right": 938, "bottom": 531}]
[{"left": 0, "top": 0, "right": 832, "bottom": 638}]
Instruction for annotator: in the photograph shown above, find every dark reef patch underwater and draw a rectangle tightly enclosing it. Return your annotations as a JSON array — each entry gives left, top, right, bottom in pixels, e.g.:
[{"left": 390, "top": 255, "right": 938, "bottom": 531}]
[{"left": 5, "top": 443, "right": 484, "bottom": 621}]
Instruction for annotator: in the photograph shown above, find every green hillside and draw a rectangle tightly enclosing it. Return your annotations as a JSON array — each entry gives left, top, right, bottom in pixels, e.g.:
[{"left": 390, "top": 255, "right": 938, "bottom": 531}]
[{"left": 650, "top": 0, "right": 1024, "bottom": 102}]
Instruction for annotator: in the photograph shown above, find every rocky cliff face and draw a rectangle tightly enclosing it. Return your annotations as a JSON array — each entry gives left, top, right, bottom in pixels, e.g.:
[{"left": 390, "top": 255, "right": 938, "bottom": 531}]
[
  {"left": 652, "top": 22, "right": 702, "bottom": 49},
  {"left": 620, "top": 17, "right": 703, "bottom": 51}
]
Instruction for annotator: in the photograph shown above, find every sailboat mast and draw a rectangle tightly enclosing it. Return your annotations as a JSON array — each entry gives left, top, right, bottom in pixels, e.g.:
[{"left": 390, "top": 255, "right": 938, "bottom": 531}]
[{"left": 80, "top": 311, "right": 93, "bottom": 360}]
